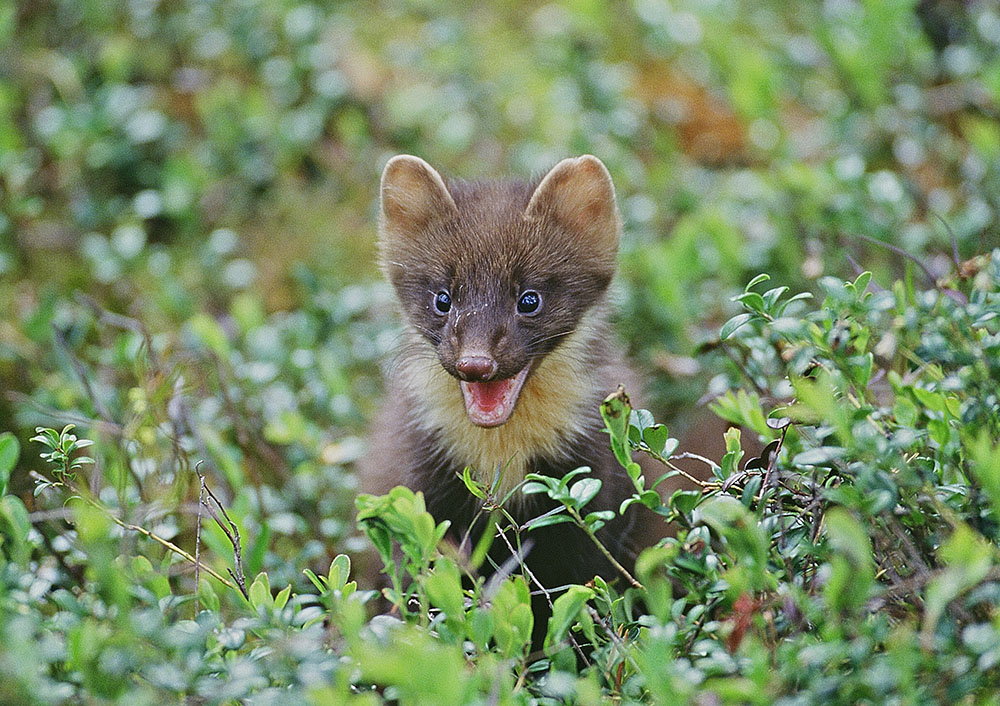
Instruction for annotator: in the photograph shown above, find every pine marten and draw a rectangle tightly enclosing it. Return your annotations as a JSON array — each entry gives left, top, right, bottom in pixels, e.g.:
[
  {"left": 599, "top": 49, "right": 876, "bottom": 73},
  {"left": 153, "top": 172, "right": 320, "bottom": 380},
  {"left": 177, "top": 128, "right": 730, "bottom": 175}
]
[{"left": 362, "top": 155, "right": 655, "bottom": 621}]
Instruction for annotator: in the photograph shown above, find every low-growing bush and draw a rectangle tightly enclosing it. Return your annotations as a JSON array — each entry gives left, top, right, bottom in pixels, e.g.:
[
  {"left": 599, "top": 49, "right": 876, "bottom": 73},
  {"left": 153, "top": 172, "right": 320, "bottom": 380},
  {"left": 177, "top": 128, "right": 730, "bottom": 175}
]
[{"left": 2, "top": 253, "right": 999, "bottom": 704}]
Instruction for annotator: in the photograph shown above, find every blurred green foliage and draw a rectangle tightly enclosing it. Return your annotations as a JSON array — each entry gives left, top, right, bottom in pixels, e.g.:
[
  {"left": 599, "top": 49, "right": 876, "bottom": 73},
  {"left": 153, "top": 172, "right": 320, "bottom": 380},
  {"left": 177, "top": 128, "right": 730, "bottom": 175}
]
[{"left": 1, "top": 0, "right": 1000, "bottom": 703}]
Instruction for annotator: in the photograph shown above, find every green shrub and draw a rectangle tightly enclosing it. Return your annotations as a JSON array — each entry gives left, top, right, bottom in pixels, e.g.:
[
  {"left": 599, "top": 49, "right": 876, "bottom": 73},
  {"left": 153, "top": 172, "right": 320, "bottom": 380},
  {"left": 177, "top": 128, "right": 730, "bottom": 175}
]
[
  {"left": 4, "top": 256, "right": 1000, "bottom": 703},
  {"left": 3, "top": 0, "right": 1000, "bottom": 702}
]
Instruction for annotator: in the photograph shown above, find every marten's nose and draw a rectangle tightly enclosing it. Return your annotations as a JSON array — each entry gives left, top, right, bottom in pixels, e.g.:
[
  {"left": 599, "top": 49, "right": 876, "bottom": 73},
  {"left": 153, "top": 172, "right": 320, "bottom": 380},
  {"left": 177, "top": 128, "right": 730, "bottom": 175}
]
[{"left": 456, "top": 355, "right": 498, "bottom": 382}]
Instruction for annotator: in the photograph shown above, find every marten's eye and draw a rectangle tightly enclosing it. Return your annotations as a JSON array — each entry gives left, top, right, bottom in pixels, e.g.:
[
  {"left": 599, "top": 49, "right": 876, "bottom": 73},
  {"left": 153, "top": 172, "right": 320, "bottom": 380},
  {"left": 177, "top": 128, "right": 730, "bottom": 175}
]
[
  {"left": 517, "top": 290, "right": 542, "bottom": 316},
  {"left": 433, "top": 290, "right": 452, "bottom": 315}
]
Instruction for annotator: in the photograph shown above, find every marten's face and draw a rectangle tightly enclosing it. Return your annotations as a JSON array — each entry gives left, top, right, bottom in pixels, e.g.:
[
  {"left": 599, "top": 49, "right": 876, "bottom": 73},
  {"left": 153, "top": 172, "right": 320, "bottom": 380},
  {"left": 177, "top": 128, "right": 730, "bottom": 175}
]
[{"left": 378, "top": 155, "right": 620, "bottom": 428}]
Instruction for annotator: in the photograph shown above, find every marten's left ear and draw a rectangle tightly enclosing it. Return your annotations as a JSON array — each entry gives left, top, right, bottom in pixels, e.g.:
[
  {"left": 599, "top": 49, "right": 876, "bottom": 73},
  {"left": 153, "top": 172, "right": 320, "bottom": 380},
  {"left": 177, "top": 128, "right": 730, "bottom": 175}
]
[{"left": 523, "top": 155, "right": 620, "bottom": 259}]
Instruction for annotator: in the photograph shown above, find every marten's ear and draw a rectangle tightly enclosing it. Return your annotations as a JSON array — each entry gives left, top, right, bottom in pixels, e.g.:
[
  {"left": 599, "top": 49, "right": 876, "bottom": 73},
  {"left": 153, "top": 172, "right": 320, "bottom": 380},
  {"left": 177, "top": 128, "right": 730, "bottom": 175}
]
[
  {"left": 524, "top": 155, "right": 620, "bottom": 259},
  {"left": 379, "top": 155, "right": 458, "bottom": 238}
]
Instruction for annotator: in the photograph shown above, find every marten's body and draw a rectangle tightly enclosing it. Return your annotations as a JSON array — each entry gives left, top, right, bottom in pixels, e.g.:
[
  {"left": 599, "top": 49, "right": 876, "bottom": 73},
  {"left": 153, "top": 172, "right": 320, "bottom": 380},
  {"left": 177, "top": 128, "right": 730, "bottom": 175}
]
[{"left": 363, "top": 155, "right": 648, "bottom": 603}]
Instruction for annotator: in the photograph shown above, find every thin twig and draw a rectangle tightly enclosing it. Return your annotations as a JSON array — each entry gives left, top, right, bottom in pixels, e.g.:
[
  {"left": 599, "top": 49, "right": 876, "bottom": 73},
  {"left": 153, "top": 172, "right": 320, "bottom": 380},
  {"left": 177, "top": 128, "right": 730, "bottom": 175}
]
[
  {"left": 196, "top": 463, "right": 249, "bottom": 598},
  {"left": 30, "top": 471, "right": 237, "bottom": 590},
  {"left": 850, "top": 232, "right": 967, "bottom": 304},
  {"left": 852, "top": 233, "right": 938, "bottom": 285},
  {"left": 494, "top": 522, "right": 590, "bottom": 666},
  {"left": 585, "top": 604, "right": 642, "bottom": 674},
  {"left": 75, "top": 292, "right": 160, "bottom": 367},
  {"left": 930, "top": 211, "right": 961, "bottom": 269},
  {"left": 5, "top": 392, "right": 123, "bottom": 436},
  {"left": 195, "top": 472, "right": 206, "bottom": 615},
  {"left": 567, "top": 506, "right": 643, "bottom": 590}
]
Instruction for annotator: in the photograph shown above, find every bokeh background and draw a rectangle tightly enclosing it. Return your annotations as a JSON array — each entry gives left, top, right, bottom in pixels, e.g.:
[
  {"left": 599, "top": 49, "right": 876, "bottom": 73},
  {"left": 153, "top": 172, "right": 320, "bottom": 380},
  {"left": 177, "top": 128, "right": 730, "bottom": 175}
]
[{"left": 2, "top": 0, "right": 999, "bottom": 584}]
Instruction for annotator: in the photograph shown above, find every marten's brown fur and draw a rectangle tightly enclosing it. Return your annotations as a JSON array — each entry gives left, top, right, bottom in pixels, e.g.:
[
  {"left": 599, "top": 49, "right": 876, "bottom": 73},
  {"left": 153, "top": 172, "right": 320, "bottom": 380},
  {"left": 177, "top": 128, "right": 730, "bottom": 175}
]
[{"left": 362, "top": 155, "right": 655, "bottom": 626}]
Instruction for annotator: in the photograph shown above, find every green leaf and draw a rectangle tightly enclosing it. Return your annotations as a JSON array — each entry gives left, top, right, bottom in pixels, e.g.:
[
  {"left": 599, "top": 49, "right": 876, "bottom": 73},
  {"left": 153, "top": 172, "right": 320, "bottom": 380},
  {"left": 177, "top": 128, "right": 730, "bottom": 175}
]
[
  {"left": 912, "top": 386, "right": 946, "bottom": 413},
  {"left": 248, "top": 572, "right": 272, "bottom": 611},
  {"left": 524, "top": 510, "right": 572, "bottom": 530},
  {"left": 187, "top": 312, "right": 231, "bottom": 357},
  {"left": 922, "top": 524, "right": 993, "bottom": 644},
  {"left": 544, "top": 585, "right": 594, "bottom": 652},
  {"left": 425, "top": 558, "right": 465, "bottom": 619},
  {"left": 569, "top": 477, "right": 602, "bottom": 509},
  {"left": 637, "top": 490, "right": 662, "bottom": 510},
  {"left": 304, "top": 568, "right": 326, "bottom": 594},
  {"left": 0, "top": 432, "right": 20, "bottom": 492},
  {"left": 718, "top": 427, "right": 744, "bottom": 479},
  {"left": 521, "top": 480, "right": 556, "bottom": 496},
  {"left": 328, "top": 553, "right": 352, "bottom": 590},
  {"left": 30, "top": 428, "right": 60, "bottom": 451},
  {"left": 492, "top": 577, "right": 533, "bottom": 659},
  {"left": 460, "top": 466, "right": 486, "bottom": 499},
  {"left": 273, "top": 584, "right": 292, "bottom": 611},
  {"left": 466, "top": 607, "right": 494, "bottom": 651},
  {"left": 792, "top": 446, "right": 845, "bottom": 466},
  {"left": 583, "top": 510, "right": 615, "bottom": 531},
  {"left": 601, "top": 387, "right": 633, "bottom": 468},
  {"left": 744, "top": 273, "right": 771, "bottom": 291},
  {"left": 672, "top": 488, "right": 703, "bottom": 513},
  {"left": 697, "top": 496, "right": 770, "bottom": 589},
  {"left": 642, "top": 424, "right": 671, "bottom": 456},
  {"left": 853, "top": 271, "right": 872, "bottom": 294},
  {"left": 198, "top": 578, "right": 220, "bottom": 613},
  {"left": 630, "top": 408, "right": 656, "bottom": 432},
  {"left": 761, "top": 285, "right": 789, "bottom": 312},
  {"left": 775, "top": 291, "right": 813, "bottom": 316},
  {"left": 0, "top": 495, "right": 30, "bottom": 564},
  {"left": 721, "top": 313, "right": 755, "bottom": 340},
  {"left": 970, "top": 433, "right": 1000, "bottom": 518},
  {"left": 823, "top": 507, "right": 874, "bottom": 613},
  {"left": 734, "top": 291, "right": 766, "bottom": 313}
]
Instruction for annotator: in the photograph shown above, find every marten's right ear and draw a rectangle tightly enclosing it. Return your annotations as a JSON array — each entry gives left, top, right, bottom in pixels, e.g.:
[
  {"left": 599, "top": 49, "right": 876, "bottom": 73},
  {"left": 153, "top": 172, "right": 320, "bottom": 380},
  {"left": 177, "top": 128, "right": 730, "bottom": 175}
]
[{"left": 379, "top": 156, "right": 458, "bottom": 238}]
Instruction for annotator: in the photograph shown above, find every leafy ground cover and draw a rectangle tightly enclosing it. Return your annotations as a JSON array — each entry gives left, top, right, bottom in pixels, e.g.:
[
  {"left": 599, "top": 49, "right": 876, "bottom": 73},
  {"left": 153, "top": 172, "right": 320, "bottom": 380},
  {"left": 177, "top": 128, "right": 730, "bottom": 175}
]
[
  {"left": 2, "top": 0, "right": 1000, "bottom": 703},
  {"left": 4, "top": 260, "right": 1000, "bottom": 704}
]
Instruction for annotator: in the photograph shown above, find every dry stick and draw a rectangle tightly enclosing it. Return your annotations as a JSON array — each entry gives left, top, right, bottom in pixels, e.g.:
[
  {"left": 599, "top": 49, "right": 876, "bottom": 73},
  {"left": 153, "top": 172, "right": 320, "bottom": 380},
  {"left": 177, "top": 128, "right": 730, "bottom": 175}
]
[
  {"left": 585, "top": 604, "right": 642, "bottom": 676},
  {"left": 115, "top": 515, "right": 236, "bottom": 589},
  {"left": 851, "top": 232, "right": 967, "bottom": 305},
  {"left": 762, "top": 426, "right": 796, "bottom": 580},
  {"left": 194, "top": 473, "right": 206, "bottom": 615},
  {"left": 671, "top": 451, "right": 718, "bottom": 471},
  {"left": 29, "top": 470, "right": 236, "bottom": 590},
  {"left": 495, "top": 523, "right": 554, "bottom": 613},
  {"left": 494, "top": 522, "right": 590, "bottom": 668},
  {"left": 582, "top": 605, "right": 625, "bottom": 690},
  {"left": 5, "top": 392, "right": 123, "bottom": 436},
  {"left": 662, "top": 453, "right": 715, "bottom": 487},
  {"left": 196, "top": 463, "right": 249, "bottom": 598},
  {"left": 78, "top": 295, "right": 188, "bottom": 479},
  {"left": 929, "top": 211, "right": 962, "bottom": 269},
  {"left": 566, "top": 506, "right": 643, "bottom": 590}
]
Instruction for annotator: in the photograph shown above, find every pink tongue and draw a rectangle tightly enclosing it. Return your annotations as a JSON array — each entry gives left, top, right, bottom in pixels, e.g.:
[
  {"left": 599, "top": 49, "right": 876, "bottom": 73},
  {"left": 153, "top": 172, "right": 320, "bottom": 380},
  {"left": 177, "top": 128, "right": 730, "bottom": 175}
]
[
  {"left": 460, "top": 368, "right": 529, "bottom": 428},
  {"left": 466, "top": 379, "right": 511, "bottom": 411}
]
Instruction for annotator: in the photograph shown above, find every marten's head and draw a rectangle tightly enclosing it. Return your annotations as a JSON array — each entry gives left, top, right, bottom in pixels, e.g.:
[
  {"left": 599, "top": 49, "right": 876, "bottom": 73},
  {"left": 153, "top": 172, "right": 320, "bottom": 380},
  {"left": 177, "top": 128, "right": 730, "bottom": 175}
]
[{"left": 378, "top": 155, "right": 620, "bottom": 428}]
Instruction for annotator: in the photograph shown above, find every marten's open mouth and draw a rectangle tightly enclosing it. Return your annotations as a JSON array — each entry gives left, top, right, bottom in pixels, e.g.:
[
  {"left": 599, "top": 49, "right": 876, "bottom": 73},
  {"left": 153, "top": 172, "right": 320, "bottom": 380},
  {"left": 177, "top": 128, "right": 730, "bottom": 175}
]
[{"left": 460, "top": 367, "right": 530, "bottom": 428}]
